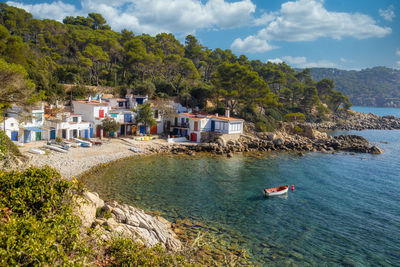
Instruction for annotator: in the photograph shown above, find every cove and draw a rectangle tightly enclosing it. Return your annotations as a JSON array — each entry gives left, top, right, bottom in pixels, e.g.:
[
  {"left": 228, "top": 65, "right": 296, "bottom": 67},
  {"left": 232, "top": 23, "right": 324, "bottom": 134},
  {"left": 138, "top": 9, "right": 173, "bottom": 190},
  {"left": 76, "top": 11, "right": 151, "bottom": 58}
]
[{"left": 83, "top": 129, "right": 400, "bottom": 266}]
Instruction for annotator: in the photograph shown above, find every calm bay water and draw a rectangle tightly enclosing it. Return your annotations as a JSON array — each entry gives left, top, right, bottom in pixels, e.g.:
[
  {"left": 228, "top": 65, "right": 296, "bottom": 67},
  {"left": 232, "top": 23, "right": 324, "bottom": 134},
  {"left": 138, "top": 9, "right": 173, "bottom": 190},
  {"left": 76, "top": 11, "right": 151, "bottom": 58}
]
[{"left": 84, "top": 107, "right": 400, "bottom": 266}]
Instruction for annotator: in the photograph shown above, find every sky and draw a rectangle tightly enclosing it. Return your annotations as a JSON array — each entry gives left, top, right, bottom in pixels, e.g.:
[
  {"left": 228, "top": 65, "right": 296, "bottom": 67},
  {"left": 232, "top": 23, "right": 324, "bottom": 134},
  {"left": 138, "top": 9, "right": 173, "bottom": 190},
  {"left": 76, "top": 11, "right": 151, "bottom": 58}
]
[{"left": 4, "top": 0, "right": 400, "bottom": 70}]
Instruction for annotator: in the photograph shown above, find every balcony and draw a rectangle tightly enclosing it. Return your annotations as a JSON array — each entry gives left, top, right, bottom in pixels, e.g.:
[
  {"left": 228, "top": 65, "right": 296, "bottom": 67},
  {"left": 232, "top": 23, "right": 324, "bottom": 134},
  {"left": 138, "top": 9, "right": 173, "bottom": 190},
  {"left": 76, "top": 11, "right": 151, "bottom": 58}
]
[{"left": 171, "top": 123, "right": 189, "bottom": 129}]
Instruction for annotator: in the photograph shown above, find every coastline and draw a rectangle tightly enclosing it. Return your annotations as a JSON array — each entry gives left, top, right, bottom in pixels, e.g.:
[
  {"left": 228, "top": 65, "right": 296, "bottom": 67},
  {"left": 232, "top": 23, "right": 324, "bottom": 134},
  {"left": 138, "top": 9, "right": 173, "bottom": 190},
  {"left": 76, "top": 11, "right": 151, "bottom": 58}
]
[{"left": 16, "top": 117, "right": 392, "bottom": 265}]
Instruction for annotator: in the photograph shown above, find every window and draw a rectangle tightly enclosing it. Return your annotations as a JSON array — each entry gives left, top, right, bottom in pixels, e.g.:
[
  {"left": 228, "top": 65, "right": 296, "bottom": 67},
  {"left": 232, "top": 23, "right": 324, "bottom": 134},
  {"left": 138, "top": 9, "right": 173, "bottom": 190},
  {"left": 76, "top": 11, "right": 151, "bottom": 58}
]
[
  {"left": 10, "top": 123, "right": 14, "bottom": 127},
  {"left": 119, "top": 101, "right": 124, "bottom": 107},
  {"left": 72, "top": 117, "right": 78, "bottom": 122},
  {"left": 111, "top": 113, "right": 118, "bottom": 118},
  {"left": 224, "top": 123, "right": 228, "bottom": 130},
  {"left": 154, "top": 110, "right": 159, "bottom": 119},
  {"left": 35, "top": 113, "right": 43, "bottom": 122}
]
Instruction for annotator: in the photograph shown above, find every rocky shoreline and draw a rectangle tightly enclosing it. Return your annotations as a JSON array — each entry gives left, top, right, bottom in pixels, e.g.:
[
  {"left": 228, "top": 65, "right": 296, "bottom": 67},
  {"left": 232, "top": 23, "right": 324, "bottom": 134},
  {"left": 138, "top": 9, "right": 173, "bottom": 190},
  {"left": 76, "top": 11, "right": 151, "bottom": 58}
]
[
  {"left": 309, "top": 111, "right": 400, "bottom": 131},
  {"left": 144, "top": 123, "right": 383, "bottom": 156},
  {"left": 76, "top": 191, "right": 182, "bottom": 251}
]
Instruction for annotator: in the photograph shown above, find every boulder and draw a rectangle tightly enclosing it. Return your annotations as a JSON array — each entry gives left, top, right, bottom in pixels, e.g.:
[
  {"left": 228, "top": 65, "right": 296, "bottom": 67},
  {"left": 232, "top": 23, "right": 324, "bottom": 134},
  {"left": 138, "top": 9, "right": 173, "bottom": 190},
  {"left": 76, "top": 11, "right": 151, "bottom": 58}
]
[{"left": 370, "top": 146, "right": 384, "bottom": 154}]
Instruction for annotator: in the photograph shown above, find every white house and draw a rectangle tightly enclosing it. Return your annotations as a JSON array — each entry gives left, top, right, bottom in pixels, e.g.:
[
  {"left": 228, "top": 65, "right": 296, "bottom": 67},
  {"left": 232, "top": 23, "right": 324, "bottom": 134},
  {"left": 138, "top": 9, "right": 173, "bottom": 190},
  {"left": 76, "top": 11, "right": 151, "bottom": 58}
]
[
  {"left": 45, "top": 112, "right": 92, "bottom": 140},
  {"left": 1, "top": 117, "right": 20, "bottom": 142},
  {"left": 109, "top": 108, "right": 135, "bottom": 136},
  {"left": 6, "top": 103, "right": 45, "bottom": 143},
  {"left": 72, "top": 99, "right": 110, "bottom": 138},
  {"left": 170, "top": 109, "right": 243, "bottom": 142}
]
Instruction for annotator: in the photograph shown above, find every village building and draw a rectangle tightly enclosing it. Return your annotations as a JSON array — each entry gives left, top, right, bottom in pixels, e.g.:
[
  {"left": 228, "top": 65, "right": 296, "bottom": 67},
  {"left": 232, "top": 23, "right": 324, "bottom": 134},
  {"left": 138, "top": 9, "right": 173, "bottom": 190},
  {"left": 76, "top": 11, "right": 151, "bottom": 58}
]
[
  {"left": 44, "top": 111, "right": 92, "bottom": 140},
  {"left": 5, "top": 103, "right": 45, "bottom": 143},
  {"left": 1, "top": 117, "right": 20, "bottom": 142},
  {"left": 170, "top": 109, "right": 243, "bottom": 142},
  {"left": 72, "top": 99, "right": 110, "bottom": 138}
]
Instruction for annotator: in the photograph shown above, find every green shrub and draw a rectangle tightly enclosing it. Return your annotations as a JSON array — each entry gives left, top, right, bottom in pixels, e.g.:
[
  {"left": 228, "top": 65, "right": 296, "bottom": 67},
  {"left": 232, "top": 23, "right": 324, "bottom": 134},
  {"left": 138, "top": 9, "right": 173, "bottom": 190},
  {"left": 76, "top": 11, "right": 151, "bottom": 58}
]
[
  {"left": 0, "top": 130, "right": 21, "bottom": 160},
  {"left": 96, "top": 206, "right": 111, "bottom": 220},
  {"left": 293, "top": 125, "right": 303, "bottom": 133},
  {"left": 284, "top": 112, "right": 306, "bottom": 122},
  {"left": 0, "top": 166, "right": 90, "bottom": 266},
  {"left": 107, "top": 237, "right": 190, "bottom": 266}
]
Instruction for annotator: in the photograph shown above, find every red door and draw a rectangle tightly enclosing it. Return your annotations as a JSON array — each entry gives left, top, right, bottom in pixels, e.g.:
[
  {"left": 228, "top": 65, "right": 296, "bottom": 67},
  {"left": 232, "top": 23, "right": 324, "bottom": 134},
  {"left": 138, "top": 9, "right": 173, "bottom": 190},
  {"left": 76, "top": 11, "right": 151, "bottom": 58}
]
[
  {"left": 99, "top": 109, "right": 104, "bottom": 118},
  {"left": 190, "top": 133, "right": 197, "bottom": 142},
  {"left": 150, "top": 125, "right": 157, "bottom": 134},
  {"left": 96, "top": 127, "right": 101, "bottom": 137},
  {"left": 194, "top": 121, "right": 199, "bottom": 131}
]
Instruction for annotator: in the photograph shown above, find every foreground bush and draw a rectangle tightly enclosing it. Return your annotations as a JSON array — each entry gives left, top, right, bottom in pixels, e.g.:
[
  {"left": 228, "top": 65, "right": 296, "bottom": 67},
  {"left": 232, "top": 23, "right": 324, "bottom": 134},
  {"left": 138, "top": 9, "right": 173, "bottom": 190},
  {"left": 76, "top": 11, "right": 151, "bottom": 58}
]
[
  {"left": 0, "top": 167, "right": 89, "bottom": 266},
  {"left": 0, "top": 167, "right": 194, "bottom": 266}
]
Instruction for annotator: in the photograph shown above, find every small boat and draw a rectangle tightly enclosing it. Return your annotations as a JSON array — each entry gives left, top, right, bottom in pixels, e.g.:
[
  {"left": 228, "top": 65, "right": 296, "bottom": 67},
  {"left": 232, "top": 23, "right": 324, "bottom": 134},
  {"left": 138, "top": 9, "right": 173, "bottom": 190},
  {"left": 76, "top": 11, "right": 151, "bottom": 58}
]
[
  {"left": 81, "top": 143, "right": 91, "bottom": 147},
  {"left": 29, "top": 148, "right": 45, "bottom": 155},
  {"left": 46, "top": 145, "right": 68, "bottom": 153},
  {"left": 130, "top": 146, "right": 143, "bottom": 153},
  {"left": 263, "top": 185, "right": 289, "bottom": 197},
  {"left": 74, "top": 138, "right": 92, "bottom": 147}
]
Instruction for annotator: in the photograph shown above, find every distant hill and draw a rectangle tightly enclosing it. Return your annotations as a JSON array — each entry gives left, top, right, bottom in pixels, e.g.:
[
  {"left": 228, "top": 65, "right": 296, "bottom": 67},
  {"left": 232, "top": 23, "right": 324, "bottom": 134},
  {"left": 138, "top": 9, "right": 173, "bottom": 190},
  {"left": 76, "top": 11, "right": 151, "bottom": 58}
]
[{"left": 309, "top": 67, "right": 400, "bottom": 107}]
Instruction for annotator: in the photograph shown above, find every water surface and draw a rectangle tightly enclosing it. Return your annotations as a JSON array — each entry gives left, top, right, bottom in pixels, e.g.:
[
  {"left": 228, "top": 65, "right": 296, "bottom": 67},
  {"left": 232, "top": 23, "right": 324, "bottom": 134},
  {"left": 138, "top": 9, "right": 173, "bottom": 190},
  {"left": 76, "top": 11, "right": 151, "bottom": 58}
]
[{"left": 84, "top": 107, "right": 400, "bottom": 266}]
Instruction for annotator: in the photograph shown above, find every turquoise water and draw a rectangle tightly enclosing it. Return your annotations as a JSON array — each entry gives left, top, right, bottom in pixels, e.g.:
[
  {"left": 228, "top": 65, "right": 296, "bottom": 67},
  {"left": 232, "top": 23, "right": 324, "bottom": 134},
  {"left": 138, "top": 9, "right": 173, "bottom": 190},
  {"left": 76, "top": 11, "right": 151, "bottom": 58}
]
[
  {"left": 352, "top": 106, "right": 400, "bottom": 117},
  {"left": 84, "top": 107, "right": 400, "bottom": 266}
]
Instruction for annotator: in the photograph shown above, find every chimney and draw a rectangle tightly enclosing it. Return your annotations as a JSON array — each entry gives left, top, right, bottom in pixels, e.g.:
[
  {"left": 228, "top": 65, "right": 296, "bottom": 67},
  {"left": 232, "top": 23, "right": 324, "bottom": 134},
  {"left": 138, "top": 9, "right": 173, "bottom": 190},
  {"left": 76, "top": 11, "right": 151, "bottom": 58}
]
[
  {"left": 99, "top": 98, "right": 102, "bottom": 103},
  {"left": 88, "top": 96, "right": 92, "bottom": 102},
  {"left": 215, "top": 113, "right": 218, "bottom": 117},
  {"left": 225, "top": 108, "right": 230, "bottom": 118}
]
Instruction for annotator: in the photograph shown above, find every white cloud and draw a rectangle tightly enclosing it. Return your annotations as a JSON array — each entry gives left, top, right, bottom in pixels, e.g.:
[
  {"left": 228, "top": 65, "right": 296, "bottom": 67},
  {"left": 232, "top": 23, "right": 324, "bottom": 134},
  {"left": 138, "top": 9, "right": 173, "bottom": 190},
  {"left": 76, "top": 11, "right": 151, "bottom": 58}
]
[
  {"left": 231, "top": 0, "right": 391, "bottom": 51},
  {"left": 340, "top": 58, "right": 347, "bottom": 63},
  {"left": 253, "top": 12, "right": 277, "bottom": 26},
  {"left": 7, "top": 1, "right": 79, "bottom": 21},
  {"left": 281, "top": 56, "right": 338, "bottom": 68},
  {"left": 379, "top": 5, "right": 395, "bottom": 21},
  {"left": 260, "top": 0, "right": 391, "bottom": 42},
  {"left": 7, "top": 0, "right": 256, "bottom": 35},
  {"left": 267, "top": 58, "right": 283, "bottom": 64},
  {"left": 396, "top": 49, "right": 400, "bottom": 57},
  {"left": 231, "top": 35, "right": 276, "bottom": 53}
]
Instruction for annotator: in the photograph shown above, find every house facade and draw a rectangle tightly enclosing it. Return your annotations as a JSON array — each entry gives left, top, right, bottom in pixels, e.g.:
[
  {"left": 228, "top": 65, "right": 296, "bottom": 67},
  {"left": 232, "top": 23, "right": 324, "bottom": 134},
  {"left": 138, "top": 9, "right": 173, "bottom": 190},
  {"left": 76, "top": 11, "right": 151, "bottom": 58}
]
[
  {"left": 45, "top": 112, "right": 92, "bottom": 140},
  {"left": 170, "top": 110, "right": 243, "bottom": 142},
  {"left": 72, "top": 99, "right": 110, "bottom": 138},
  {"left": 6, "top": 103, "right": 45, "bottom": 143},
  {"left": 2, "top": 117, "right": 20, "bottom": 142}
]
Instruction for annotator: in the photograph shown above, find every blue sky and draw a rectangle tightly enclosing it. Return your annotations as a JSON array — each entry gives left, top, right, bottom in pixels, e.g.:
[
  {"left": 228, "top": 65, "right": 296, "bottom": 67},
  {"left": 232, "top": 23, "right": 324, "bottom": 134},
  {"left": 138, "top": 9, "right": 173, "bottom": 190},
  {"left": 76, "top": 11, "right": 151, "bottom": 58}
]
[{"left": 4, "top": 0, "right": 400, "bottom": 70}]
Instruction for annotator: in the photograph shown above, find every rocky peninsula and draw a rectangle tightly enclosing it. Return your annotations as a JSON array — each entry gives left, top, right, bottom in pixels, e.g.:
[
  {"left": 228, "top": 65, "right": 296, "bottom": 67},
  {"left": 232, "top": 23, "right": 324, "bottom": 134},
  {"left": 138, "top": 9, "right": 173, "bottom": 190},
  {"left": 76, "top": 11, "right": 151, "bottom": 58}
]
[{"left": 309, "top": 110, "right": 400, "bottom": 131}]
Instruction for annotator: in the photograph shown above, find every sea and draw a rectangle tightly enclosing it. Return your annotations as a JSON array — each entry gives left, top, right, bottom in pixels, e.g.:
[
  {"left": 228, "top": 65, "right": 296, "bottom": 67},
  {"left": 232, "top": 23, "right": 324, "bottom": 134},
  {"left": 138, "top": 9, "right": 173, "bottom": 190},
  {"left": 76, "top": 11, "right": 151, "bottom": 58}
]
[{"left": 83, "top": 106, "right": 400, "bottom": 266}]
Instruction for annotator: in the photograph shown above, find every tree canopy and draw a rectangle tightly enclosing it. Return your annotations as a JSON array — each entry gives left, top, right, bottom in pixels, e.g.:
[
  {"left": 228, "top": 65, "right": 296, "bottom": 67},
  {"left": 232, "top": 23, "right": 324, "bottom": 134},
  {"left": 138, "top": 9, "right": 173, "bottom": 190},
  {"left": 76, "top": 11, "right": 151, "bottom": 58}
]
[{"left": 0, "top": 3, "right": 353, "bottom": 130}]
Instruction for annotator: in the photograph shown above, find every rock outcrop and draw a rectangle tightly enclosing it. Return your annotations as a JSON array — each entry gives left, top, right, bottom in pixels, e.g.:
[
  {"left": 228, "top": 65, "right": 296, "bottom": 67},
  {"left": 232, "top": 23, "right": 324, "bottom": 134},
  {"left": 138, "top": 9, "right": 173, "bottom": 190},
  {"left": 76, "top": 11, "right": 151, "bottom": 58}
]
[
  {"left": 76, "top": 192, "right": 182, "bottom": 251},
  {"left": 309, "top": 111, "right": 400, "bottom": 131}
]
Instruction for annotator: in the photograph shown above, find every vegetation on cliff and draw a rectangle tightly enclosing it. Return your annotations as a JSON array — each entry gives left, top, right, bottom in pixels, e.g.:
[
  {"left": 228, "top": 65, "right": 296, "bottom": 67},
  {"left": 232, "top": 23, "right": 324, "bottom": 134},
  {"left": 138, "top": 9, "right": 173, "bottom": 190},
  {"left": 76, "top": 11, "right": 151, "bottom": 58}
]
[
  {"left": 0, "top": 3, "right": 351, "bottom": 131},
  {"left": 309, "top": 67, "right": 400, "bottom": 107}
]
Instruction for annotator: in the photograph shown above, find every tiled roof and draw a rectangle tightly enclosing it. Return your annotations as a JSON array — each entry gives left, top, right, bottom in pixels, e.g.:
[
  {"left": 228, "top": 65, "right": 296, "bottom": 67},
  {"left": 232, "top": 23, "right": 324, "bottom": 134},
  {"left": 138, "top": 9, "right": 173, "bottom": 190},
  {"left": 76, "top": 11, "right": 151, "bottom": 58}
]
[
  {"left": 208, "top": 115, "right": 244, "bottom": 122},
  {"left": 181, "top": 113, "right": 243, "bottom": 121},
  {"left": 73, "top": 100, "right": 109, "bottom": 106}
]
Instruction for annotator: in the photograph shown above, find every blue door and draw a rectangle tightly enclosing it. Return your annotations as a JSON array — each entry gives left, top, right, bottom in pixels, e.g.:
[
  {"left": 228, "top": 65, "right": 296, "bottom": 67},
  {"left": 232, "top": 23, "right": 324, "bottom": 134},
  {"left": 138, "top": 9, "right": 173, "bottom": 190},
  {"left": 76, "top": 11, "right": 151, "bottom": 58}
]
[
  {"left": 137, "top": 98, "right": 144, "bottom": 105},
  {"left": 184, "top": 130, "right": 188, "bottom": 136},
  {"left": 124, "top": 113, "right": 132, "bottom": 122},
  {"left": 50, "top": 128, "right": 56, "bottom": 139},
  {"left": 181, "top": 118, "right": 185, "bottom": 126},
  {"left": 24, "top": 130, "right": 31, "bottom": 143},
  {"left": 84, "top": 129, "right": 89, "bottom": 138},
  {"left": 90, "top": 128, "right": 93, "bottom": 138},
  {"left": 140, "top": 125, "right": 146, "bottom": 134},
  {"left": 120, "top": 125, "right": 125, "bottom": 135},
  {"left": 11, "top": 131, "right": 18, "bottom": 141},
  {"left": 211, "top": 121, "right": 215, "bottom": 131}
]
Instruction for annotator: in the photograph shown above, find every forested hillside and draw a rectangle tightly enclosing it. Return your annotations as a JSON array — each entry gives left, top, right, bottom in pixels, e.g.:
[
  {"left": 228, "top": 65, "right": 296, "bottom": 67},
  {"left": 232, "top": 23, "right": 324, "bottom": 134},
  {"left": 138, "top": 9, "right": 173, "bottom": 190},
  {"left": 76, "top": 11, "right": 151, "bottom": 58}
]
[
  {"left": 310, "top": 67, "right": 400, "bottom": 107},
  {"left": 0, "top": 3, "right": 351, "bottom": 130}
]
